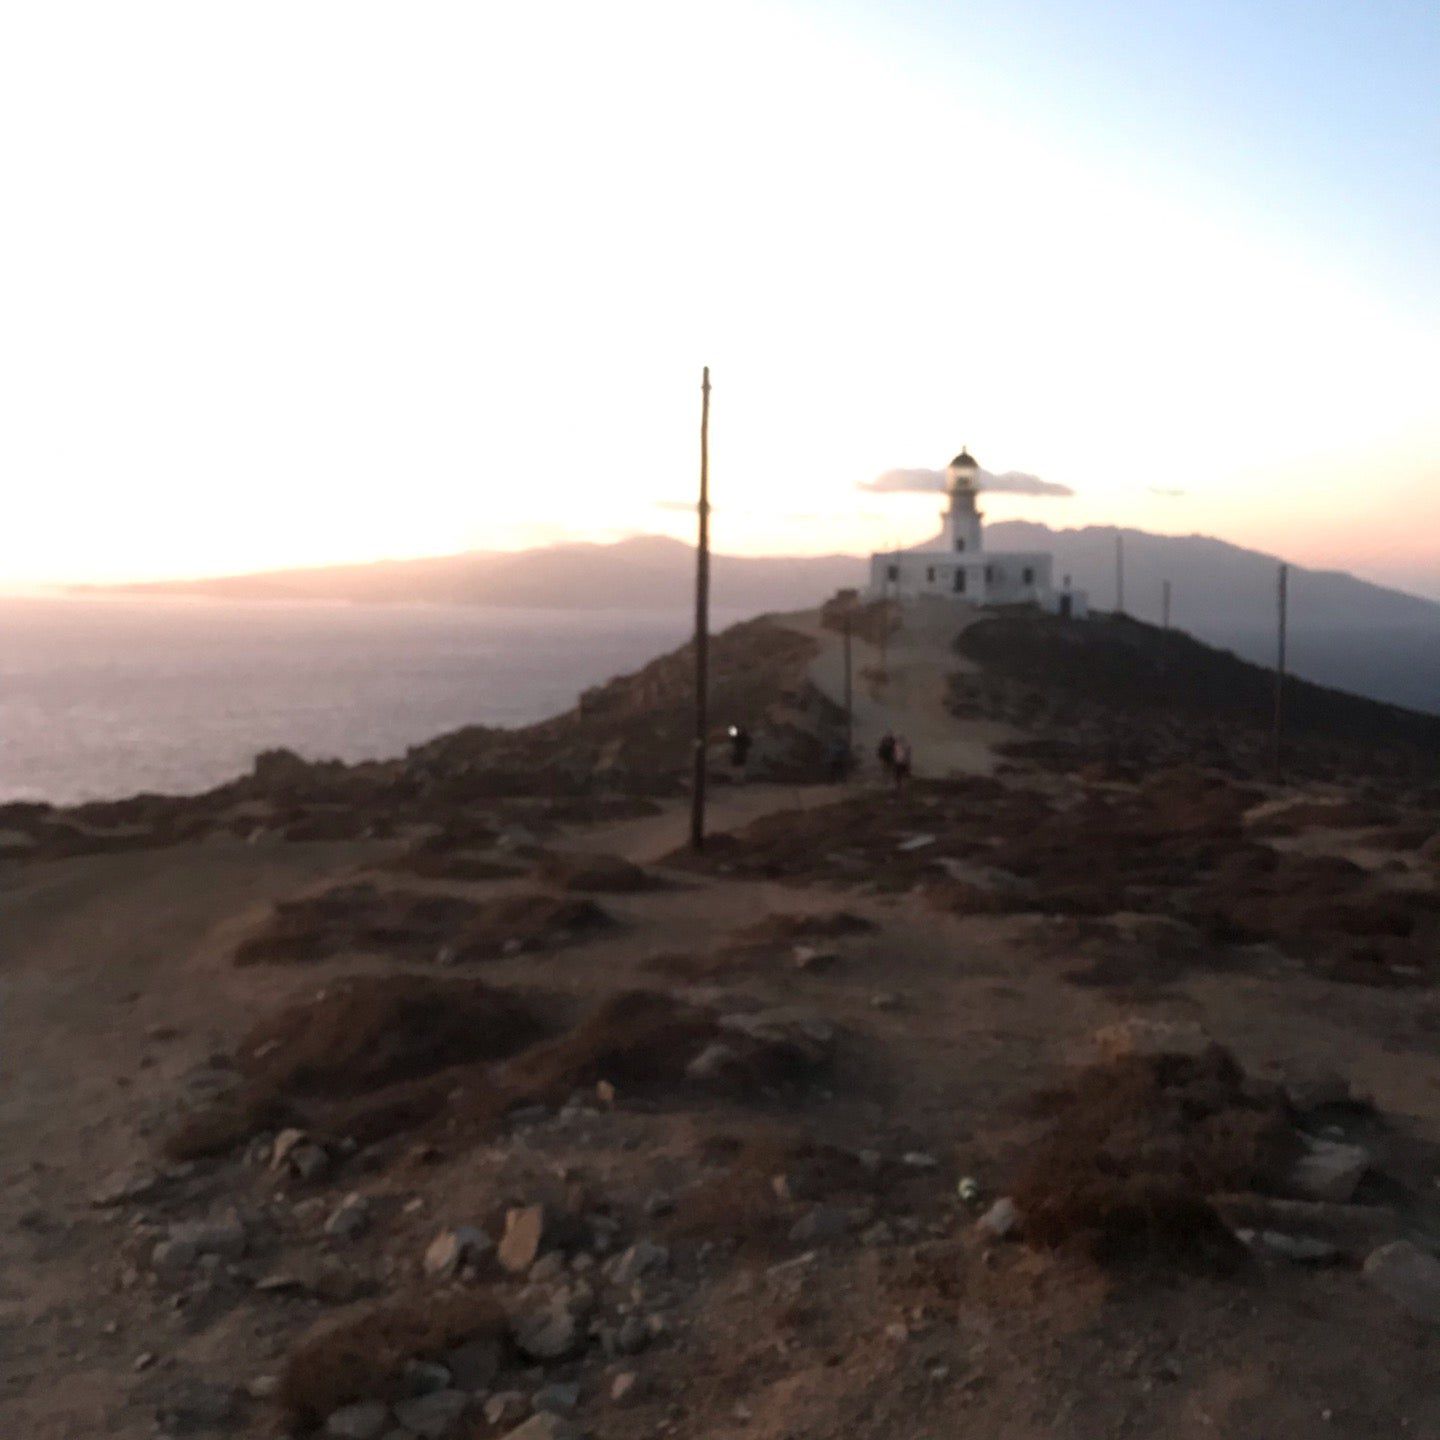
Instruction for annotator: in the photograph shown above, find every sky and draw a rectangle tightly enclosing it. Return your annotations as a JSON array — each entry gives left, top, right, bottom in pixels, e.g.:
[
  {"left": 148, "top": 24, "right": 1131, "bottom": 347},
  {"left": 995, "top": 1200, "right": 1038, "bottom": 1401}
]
[{"left": 1, "top": 1, "right": 1437, "bottom": 597}]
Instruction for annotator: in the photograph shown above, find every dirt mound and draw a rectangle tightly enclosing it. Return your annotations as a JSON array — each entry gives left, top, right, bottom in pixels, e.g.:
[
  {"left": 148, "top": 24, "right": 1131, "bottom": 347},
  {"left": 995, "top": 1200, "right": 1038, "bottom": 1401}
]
[
  {"left": 234, "top": 884, "right": 481, "bottom": 965},
  {"left": 533, "top": 849, "right": 657, "bottom": 893},
  {"left": 279, "top": 1289, "right": 507, "bottom": 1427},
  {"left": 234, "top": 884, "right": 612, "bottom": 966},
  {"left": 1011, "top": 1047, "right": 1298, "bottom": 1272},
  {"left": 236, "top": 975, "right": 546, "bottom": 1097},
  {"left": 166, "top": 977, "right": 546, "bottom": 1161},
  {"left": 444, "top": 892, "right": 614, "bottom": 962}
]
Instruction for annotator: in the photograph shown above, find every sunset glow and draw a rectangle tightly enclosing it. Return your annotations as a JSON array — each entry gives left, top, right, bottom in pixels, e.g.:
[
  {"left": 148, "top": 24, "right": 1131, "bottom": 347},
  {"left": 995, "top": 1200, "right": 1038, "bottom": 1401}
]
[{"left": 1, "top": 1, "right": 1436, "bottom": 596}]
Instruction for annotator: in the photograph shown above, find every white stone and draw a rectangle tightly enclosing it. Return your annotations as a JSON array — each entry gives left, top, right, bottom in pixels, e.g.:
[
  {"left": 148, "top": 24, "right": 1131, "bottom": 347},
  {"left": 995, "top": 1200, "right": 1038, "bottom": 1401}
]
[
  {"left": 1290, "top": 1138, "right": 1369, "bottom": 1204},
  {"left": 424, "top": 1225, "right": 491, "bottom": 1278}
]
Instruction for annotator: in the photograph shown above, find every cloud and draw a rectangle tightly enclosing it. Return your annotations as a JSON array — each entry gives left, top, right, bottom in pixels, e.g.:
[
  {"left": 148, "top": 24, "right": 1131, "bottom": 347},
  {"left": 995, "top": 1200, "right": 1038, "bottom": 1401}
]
[
  {"left": 1147, "top": 485, "right": 1188, "bottom": 498},
  {"left": 860, "top": 467, "right": 1074, "bottom": 498}
]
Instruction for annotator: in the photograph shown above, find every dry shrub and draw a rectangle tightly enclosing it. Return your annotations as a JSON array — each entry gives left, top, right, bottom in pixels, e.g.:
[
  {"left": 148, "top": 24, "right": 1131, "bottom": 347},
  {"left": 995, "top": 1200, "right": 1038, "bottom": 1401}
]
[
  {"left": 164, "top": 1090, "right": 297, "bottom": 1162},
  {"left": 237, "top": 974, "right": 545, "bottom": 1097},
  {"left": 534, "top": 850, "right": 656, "bottom": 893},
  {"left": 667, "top": 1128, "right": 875, "bottom": 1249},
  {"left": 166, "top": 976, "right": 544, "bottom": 1160},
  {"left": 234, "top": 883, "right": 481, "bottom": 965},
  {"left": 1011, "top": 1047, "right": 1298, "bottom": 1273},
  {"left": 496, "top": 990, "right": 718, "bottom": 1105},
  {"left": 279, "top": 1289, "right": 507, "bottom": 1426}
]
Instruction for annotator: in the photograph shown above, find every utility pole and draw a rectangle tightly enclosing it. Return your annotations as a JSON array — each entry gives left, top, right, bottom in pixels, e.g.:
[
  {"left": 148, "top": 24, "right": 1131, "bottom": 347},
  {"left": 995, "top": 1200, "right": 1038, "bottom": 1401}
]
[
  {"left": 1115, "top": 529, "right": 1125, "bottom": 616},
  {"left": 1272, "top": 562, "right": 1288, "bottom": 778},
  {"left": 689, "top": 366, "right": 711, "bottom": 851},
  {"left": 1162, "top": 579, "right": 1171, "bottom": 631}
]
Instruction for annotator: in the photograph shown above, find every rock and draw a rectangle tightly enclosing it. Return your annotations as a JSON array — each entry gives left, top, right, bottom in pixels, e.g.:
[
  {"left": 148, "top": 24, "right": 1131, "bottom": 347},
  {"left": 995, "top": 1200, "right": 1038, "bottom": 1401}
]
[
  {"left": 788, "top": 1205, "right": 850, "bottom": 1245},
  {"left": 685, "top": 1042, "right": 741, "bottom": 1082},
  {"left": 155, "top": 1379, "right": 239, "bottom": 1433},
  {"left": 595, "top": 1079, "right": 616, "bottom": 1106},
  {"left": 901, "top": 1151, "right": 938, "bottom": 1170},
  {"left": 718, "top": 1005, "right": 835, "bottom": 1063},
  {"left": 289, "top": 1141, "right": 332, "bottom": 1181},
  {"left": 444, "top": 1338, "right": 501, "bottom": 1391},
  {"left": 152, "top": 1213, "right": 246, "bottom": 1276},
  {"left": 325, "top": 1193, "right": 372, "bottom": 1242},
  {"left": 393, "top": 1389, "right": 471, "bottom": 1438},
  {"left": 424, "top": 1225, "right": 492, "bottom": 1279},
  {"left": 134, "top": 1351, "right": 156, "bottom": 1372},
  {"left": 500, "top": 1415, "right": 580, "bottom": 1440},
  {"left": 975, "top": 1197, "right": 1021, "bottom": 1240},
  {"left": 606, "top": 1240, "right": 669, "bottom": 1285},
  {"left": 1364, "top": 1240, "right": 1440, "bottom": 1324},
  {"left": 610, "top": 1371, "right": 641, "bottom": 1403},
  {"left": 247, "top": 1375, "right": 280, "bottom": 1400},
  {"left": 1237, "top": 1229, "right": 1340, "bottom": 1263},
  {"left": 271, "top": 1128, "right": 308, "bottom": 1170},
  {"left": 402, "top": 1360, "right": 454, "bottom": 1396},
  {"left": 532, "top": 1381, "right": 580, "bottom": 1413},
  {"left": 1286, "top": 1070, "right": 1355, "bottom": 1112},
  {"left": 485, "top": 1391, "right": 527, "bottom": 1427},
  {"left": 1290, "top": 1138, "right": 1369, "bottom": 1203},
  {"left": 860, "top": 1220, "right": 896, "bottom": 1247},
  {"left": 512, "top": 1302, "right": 581, "bottom": 1361},
  {"left": 792, "top": 946, "right": 839, "bottom": 972},
  {"left": 869, "top": 992, "right": 901, "bottom": 1011},
  {"left": 528, "top": 1252, "right": 566, "bottom": 1283},
  {"left": 499, "top": 1205, "right": 548, "bottom": 1275},
  {"left": 614, "top": 1314, "right": 649, "bottom": 1355},
  {"left": 1092, "top": 1016, "right": 1211, "bottom": 1062},
  {"left": 90, "top": 1165, "right": 160, "bottom": 1208},
  {"left": 326, "top": 1402, "right": 390, "bottom": 1440}
]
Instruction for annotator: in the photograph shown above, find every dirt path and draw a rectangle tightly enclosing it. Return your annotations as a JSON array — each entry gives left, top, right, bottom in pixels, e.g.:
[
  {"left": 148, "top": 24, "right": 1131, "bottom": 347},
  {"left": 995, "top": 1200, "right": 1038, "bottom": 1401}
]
[{"left": 779, "top": 604, "right": 1016, "bottom": 778}]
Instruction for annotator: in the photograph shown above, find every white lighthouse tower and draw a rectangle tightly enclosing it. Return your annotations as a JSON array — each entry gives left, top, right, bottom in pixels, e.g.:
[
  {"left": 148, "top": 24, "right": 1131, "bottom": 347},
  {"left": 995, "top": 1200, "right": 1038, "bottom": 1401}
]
[
  {"left": 943, "top": 448, "right": 983, "bottom": 555},
  {"left": 865, "top": 444, "right": 1088, "bottom": 617}
]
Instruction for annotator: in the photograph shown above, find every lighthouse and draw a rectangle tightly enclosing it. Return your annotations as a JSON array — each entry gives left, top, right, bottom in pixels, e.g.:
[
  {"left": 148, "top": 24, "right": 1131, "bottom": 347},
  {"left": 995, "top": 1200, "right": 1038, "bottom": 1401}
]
[
  {"left": 866, "top": 445, "right": 1088, "bottom": 617},
  {"left": 944, "top": 448, "right": 984, "bottom": 555}
]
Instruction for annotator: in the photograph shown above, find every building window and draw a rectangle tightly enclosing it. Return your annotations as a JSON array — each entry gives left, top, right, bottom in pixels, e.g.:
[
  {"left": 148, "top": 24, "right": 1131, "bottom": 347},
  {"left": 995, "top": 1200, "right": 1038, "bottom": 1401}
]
[
  {"left": 1023, "top": 567, "right": 1035, "bottom": 585},
  {"left": 985, "top": 565, "right": 995, "bottom": 584},
  {"left": 954, "top": 570, "right": 966, "bottom": 594},
  {"left": 955, "top": 538, "right": 966, "bottom": 552},
  {"left": 887, "top": 564, "right": 899, "bottom": 582},
  {"left": 926, "top": 566, "right": 935, "bottom": 583}
]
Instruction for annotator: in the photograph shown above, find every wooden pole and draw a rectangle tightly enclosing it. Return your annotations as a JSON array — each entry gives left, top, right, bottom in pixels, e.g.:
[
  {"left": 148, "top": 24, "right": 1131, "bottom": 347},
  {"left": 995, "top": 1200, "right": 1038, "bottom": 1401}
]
[
  {"left": 1272, "top": 562, "right": 1288, "bottom": 777},
  {"left": 689, "top": 366, "right": 711, "bottom": 851},
  {"left": 1162, "top": 579, "right": 1171, "bottom": 631}
]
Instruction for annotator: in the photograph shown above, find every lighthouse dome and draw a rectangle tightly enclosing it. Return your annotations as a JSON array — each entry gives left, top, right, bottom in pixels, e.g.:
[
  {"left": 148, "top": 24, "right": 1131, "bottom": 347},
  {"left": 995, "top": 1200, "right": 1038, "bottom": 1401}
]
[{"left": 948, "top": 447, "right": 979, "bottom": 471}]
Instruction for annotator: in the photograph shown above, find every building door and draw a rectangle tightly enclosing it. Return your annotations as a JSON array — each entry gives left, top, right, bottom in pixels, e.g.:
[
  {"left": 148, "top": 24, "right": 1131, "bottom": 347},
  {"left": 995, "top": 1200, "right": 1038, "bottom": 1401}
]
[
  {"left": 953, "top": 570, "right": 966, "bottom": 594},
  {"left": 1059, "top": 594, "right": 1073, "bottom": 618}
]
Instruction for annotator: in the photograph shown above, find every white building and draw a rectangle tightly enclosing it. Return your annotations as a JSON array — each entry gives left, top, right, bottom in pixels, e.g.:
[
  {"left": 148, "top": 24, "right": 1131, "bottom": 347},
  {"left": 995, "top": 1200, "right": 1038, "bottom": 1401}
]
[{"left": 867, "top": 449, "right": 1087, "bottom": 617}]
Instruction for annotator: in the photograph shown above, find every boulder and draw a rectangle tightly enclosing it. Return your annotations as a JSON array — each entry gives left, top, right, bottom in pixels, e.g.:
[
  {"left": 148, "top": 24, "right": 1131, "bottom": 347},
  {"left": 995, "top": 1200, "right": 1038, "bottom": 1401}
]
[
  {"left": 788, "top": 1205, "right": 850, "bottom": 1245},
  {"left": 485, "top": 1392, "right": 527, "bottom": 1428},
  {"left": 1289, "top": 1138, "right": 1369, "bottom": 1203},
  {"left": 531, "top": 1381, "right": 581, "bottom": 1413},
  {"left": 685, "top": 1042, "right": 740, "bottom": 1082},
  {"left": 90, "top": 1165, "right": 160, "bottom": 1208},
  {"left": 1364, "top": 1240, "right": 1440, "bottom": 1324},
  {"left": 443, "top": 1338, "right": 501, "bottom": 1391},
  {"left": 511, "top": 1302, "right": 581, "bottom": 1362}
]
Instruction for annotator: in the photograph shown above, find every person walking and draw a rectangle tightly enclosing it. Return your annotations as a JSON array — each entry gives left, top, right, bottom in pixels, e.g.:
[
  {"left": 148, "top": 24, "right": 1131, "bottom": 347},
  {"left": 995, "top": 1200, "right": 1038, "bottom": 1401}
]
[
  {"left": 891, "top": 734, "right": 912, "bottom": 790},
  {"left": 876, "top": 731, "right": 896, "bottom": 780}
]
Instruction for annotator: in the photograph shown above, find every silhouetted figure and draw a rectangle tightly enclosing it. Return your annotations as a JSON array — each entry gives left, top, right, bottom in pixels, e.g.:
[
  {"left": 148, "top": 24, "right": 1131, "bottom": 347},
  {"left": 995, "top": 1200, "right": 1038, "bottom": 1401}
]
[
  {"left": 876, "top": 731, "right": 896, "bottom": 779},
  {"left": 891, "top": 734, "right": 912, "bottom": 789},
  {"left": 728, "top": 724, "right": 753, "bottom": 769}
]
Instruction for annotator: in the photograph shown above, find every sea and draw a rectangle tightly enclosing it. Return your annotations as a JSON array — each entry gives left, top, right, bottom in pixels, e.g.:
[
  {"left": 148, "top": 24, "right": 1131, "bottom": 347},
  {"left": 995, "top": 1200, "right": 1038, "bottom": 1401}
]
[{"left": 0, "top": 597, "right": 740, "bottom": 806}]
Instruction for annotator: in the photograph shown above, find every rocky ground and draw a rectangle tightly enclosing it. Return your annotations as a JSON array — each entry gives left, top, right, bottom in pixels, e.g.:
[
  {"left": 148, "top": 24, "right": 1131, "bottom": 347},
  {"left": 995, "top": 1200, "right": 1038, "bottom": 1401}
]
[{"left": 3, "top": 608, "right": 1440, "bottom": 1440}]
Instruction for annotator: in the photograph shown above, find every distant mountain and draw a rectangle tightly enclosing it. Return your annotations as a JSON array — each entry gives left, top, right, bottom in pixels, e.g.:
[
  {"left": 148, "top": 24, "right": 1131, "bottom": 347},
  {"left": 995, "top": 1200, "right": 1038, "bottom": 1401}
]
[
  {"left": 86, "top": 536, "right": 868, "bottom": 617},
  {"left": 986, "top": 522, "right": 1439, "bottom": 715},
  {"left": 86, "top": 527, "right": 1439, "bottom": 715}
]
